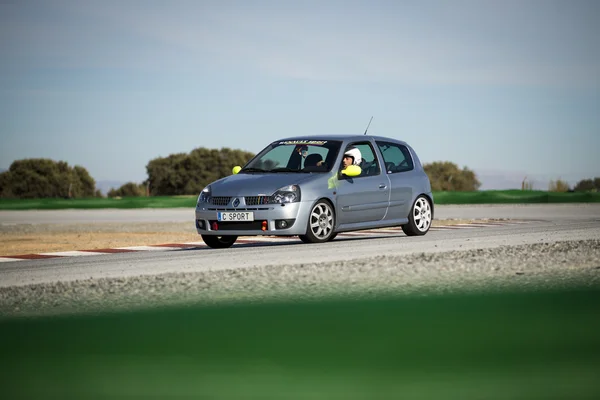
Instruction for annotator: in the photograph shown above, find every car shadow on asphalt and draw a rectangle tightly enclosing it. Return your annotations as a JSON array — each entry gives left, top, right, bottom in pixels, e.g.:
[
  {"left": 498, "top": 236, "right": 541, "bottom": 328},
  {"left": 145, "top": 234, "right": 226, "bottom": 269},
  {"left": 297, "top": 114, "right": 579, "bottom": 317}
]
[{"left": 175, "top": 234, "right": 400, "bottom": 251}]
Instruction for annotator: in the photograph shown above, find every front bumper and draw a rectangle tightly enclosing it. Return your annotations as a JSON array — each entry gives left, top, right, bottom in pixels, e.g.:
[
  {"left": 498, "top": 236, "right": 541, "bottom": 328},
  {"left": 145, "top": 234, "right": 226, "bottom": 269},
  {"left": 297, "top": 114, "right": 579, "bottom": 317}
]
[{"left": 195, "top": 201, "right": 312, "bottom": 236}]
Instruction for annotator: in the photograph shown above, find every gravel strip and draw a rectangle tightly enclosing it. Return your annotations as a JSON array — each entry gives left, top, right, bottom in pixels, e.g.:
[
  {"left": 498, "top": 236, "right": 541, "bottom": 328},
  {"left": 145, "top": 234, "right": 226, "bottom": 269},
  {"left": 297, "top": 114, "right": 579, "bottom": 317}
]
[
  {"left": 0, "top": 219, "right": 497, "bottom": 234},
  {"left": 1, "top": 239, "right": 599, "bottom": 318},
  {"left": 0, "top": 219, "right": 500, "bottom": 256},
  {"left": 0, "top": 222, "right": 198, "bottom": 234}
]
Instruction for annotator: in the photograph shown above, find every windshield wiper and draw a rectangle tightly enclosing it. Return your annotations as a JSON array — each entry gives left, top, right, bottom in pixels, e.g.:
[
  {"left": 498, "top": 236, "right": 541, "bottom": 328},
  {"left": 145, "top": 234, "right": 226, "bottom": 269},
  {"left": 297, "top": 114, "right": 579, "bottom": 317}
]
[
  {"left": 240, "top": 167, "right": 266, "bottom": 173},
  {"left": 270, "top": 168, "right": 304, "bottom": 173}
]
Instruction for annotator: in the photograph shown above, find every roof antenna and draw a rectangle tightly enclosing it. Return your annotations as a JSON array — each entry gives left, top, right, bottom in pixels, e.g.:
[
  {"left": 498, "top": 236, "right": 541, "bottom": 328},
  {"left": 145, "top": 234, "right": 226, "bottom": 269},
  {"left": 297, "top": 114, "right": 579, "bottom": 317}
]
[{"left": 363, "top": 116, "right": 373, "bottom": 135}]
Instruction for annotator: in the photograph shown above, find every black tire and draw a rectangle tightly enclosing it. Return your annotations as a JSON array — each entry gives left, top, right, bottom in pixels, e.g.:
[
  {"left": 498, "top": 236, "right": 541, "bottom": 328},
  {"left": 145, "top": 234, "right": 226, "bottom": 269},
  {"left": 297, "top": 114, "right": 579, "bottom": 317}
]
[
  {"left": 298, "top": 200, "right": 336, "bottom": 243},
  {"left": 299, "top": 232, "right": 337, "bottom": 243},
  {"left": 298, "top": 235, "right": 311, "bottom": 243},
  {"left": 402, "top": 195, "right": 432, "bottom": 236},
  {"left": 201, "top": 235, "right": 238, "bottom": 249}
]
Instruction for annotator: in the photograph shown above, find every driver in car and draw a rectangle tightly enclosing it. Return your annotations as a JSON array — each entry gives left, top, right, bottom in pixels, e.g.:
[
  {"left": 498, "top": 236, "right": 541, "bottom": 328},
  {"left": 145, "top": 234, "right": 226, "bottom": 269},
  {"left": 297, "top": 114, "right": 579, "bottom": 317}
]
[
  {"left": 342, "top": 147, "right": 362, "bottom": 169},
  {"left": 328, "top": 147, "right": 363, "bottom": 189}
]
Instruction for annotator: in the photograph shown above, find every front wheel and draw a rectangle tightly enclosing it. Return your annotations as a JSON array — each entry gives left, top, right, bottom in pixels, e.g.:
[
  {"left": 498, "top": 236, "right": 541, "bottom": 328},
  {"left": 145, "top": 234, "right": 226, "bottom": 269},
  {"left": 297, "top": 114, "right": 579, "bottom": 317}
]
[
  {"left": 298, "top": 200, "right": 336, "bottom": 243},
  {"left": 402, "top": 195, "right": 432, "bottom": 236},
  {"left": 299, "top": 232, "right": 337, "bottom": 243},
  {"left": 201, "top": 235, "right": 238, "bottom": 249}
]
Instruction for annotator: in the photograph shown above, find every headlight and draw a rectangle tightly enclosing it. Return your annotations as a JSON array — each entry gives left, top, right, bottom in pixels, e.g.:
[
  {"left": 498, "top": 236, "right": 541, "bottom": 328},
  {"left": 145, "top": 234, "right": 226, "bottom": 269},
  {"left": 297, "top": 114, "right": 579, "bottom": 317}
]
[
  {"left": 198, "top": 186, "right": 211, "bottom": 205},
  {"left": 270, "top": 185, "right": 301, "bottom": 204}
]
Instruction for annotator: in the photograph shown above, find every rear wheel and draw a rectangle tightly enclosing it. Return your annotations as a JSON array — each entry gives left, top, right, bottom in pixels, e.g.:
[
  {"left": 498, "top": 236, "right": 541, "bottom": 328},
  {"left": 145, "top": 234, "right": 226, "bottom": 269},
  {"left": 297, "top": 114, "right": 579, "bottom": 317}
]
[
  {"left": 402, "top": 195, "right": 432, "bottom": 236},
  {"left": 201, "top": 235, "right": 238, "bottom": 249},
  {"left": 298, "top": 200, "right": 336, "bottom": 243}
]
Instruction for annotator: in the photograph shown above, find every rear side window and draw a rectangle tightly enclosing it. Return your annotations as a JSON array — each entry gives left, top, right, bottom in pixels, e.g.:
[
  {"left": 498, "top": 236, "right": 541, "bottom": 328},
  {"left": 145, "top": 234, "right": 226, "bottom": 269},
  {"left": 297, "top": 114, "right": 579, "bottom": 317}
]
[{"left": 376, "top": 141, "right": 414, "bottom": 174}]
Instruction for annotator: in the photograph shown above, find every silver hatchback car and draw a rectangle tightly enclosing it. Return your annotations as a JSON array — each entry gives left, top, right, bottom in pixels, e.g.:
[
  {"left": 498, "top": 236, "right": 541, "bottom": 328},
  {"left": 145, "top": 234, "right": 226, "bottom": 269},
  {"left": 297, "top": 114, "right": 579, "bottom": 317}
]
[{"left": 195, "top": 135, "right": 433, "bottom": 248}]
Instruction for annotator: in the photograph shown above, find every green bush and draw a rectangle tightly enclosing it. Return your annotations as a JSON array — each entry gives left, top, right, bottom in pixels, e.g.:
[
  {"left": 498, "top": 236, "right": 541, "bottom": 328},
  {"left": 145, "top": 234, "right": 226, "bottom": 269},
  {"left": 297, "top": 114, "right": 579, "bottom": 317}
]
[
  {"left": 146, "top": 147, "right": 255, "bottom": 196},
  {"left": 549, "top": 179, "right": 570, "bottom": 192},
  {"left": 0, "top": 159, "right": 99, "bottom": 199},
  {"left": 107, "top": 182, "right": 147, "bottom": 198},
  {"left": 574, "top": 177, "right": 600, "bottom": 192},
  {"left": 423, "top": 161, "right": 481, "bottom": 191}
]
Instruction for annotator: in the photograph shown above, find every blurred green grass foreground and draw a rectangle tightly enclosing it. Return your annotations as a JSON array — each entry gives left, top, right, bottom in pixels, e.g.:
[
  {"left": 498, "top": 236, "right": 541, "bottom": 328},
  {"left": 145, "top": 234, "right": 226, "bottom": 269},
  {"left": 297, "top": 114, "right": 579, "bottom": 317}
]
[
  {"left": 1, "top": 287, "right": 599, "bottom": 399},
  {"left": 0, "top": 190, "right": 599, "bottom": 210}
]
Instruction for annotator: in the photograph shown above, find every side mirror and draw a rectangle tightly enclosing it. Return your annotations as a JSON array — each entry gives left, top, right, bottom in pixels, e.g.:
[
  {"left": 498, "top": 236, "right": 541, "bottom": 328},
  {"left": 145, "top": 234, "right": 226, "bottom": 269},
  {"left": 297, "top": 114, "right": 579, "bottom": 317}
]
[
  {"left": 341, "top": 165, "right": 362, "bottom": 177},
  {"left": 232, "top": 166, "right": 242, "bottom": 175}
]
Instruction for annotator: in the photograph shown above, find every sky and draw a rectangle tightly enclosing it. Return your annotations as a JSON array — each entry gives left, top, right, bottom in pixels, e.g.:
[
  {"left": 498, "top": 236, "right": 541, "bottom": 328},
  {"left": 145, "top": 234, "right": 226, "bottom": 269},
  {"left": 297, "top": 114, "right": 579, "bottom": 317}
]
[{"left": 1, "top": 0, "right": 599, "bottom": 190}]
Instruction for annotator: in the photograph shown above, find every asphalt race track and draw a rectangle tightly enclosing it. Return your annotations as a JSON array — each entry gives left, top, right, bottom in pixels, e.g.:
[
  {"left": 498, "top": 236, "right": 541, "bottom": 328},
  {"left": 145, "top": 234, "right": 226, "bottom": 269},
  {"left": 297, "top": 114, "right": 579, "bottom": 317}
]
[{"left": 0, "top": 204, "right": 598, "bottom": 287}]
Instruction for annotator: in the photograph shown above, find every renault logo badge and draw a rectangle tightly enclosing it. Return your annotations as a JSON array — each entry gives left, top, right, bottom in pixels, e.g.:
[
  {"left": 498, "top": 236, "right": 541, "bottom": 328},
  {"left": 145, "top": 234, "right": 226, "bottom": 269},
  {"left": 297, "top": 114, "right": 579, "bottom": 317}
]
[{"left": 232, "top": 198, "right": 240, "bottom": 208}]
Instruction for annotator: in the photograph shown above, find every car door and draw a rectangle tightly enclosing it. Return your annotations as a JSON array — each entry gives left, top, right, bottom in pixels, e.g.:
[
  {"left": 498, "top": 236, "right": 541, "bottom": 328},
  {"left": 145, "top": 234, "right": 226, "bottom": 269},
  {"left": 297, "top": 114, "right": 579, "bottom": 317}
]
[
  {"left": 335, "top": 141, "right": 390, "bottom": 225},
  {"left": 376, "top": 140, "right": 414, "bottom": 220}
]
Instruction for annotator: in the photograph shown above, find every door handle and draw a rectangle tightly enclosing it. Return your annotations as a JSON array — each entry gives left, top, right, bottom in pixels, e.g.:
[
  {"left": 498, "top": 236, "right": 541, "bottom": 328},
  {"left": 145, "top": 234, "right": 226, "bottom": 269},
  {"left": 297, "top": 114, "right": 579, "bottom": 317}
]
[{"left": 378, "top": 184, "right": 387, "bottom": 189}]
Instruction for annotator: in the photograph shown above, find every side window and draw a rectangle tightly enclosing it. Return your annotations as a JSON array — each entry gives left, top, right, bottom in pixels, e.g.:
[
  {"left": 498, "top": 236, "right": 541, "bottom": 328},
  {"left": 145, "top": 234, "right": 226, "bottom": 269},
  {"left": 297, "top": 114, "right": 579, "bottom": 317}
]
[
  {"left": 376, "top": 141, "right": 414, "bottom": 174},
  {"left": 344, "top": 142, "right": 380, "bottom": 177}
]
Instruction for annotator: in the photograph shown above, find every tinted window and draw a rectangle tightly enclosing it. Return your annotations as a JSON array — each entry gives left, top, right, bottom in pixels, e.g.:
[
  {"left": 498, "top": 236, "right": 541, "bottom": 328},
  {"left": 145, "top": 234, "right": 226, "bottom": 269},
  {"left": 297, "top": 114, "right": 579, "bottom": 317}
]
[
  {"left": 376, "top": 141, "right": 414, "bottom": 174},
  {"left": 246, "top": 140, "right": 341, "bottom": 172}
]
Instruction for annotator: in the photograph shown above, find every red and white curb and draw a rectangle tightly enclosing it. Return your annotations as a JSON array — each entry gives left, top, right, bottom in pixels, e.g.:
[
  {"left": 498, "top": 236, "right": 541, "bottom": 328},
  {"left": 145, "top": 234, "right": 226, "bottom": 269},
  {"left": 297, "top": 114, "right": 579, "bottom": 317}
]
[{"left": 0, "top": 220, "right": 536, "bottom": 263}]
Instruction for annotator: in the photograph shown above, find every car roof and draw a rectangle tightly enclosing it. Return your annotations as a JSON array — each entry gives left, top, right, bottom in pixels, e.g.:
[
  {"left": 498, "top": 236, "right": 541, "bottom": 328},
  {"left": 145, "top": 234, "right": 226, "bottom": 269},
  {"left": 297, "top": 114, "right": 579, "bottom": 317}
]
[{"left": 275, "top": 134, "right": 410, "bottom": 147}]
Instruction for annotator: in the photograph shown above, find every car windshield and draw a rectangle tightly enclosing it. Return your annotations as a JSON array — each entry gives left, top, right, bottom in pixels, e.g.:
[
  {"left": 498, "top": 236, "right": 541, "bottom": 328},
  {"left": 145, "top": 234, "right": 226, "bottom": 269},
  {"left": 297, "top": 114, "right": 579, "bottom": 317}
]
[{"left": 242, "top": 140, "right": 341, "bottom": 173}]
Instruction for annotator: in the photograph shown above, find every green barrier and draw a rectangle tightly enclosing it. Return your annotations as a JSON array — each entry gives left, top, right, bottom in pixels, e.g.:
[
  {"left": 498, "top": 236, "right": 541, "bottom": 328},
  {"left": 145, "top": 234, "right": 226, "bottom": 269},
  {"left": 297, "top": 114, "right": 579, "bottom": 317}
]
[
  {"left": 432, "top": 190, "right": 600, "bottom": 204},
  {"left": 1, "top": 288, "right": 599, "bottom": 399},
  {"left": 0, "top": 190, "right": 599, "bottom": 210},
  {"left": 0, "top": 196, "right": 198, "bottom": 210}
]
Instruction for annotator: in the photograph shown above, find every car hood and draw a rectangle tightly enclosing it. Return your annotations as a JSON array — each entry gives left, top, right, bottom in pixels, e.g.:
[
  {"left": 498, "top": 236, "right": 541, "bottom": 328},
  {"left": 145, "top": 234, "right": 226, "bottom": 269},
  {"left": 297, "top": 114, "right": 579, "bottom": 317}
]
[{"left": 210, "top": 173, "right": 319, "bottom": 196}]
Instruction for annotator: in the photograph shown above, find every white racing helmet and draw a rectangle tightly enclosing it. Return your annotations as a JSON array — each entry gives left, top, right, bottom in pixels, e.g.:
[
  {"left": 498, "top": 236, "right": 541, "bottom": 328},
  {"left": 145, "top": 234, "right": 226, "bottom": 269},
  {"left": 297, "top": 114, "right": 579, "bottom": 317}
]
[{"left": 344, "top": 147, "right": 362, "bottom": 165}]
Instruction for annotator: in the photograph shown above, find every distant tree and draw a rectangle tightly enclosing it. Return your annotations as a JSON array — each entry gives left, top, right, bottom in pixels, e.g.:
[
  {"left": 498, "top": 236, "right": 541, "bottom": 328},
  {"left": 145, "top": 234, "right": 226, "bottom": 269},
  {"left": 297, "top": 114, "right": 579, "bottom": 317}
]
[
  {"left": 521, "top": 177, "right": 534, "bottom": 191},
  {"left": 0, "top": 170, "right": 13, "bottom": 198},
  {"left": 423, "top": 161, "right": 481, "bottom": 191},
  {"left": 548, "top": 179, "right": 570, "bottom": 192},
  {"left": 71, "top": 165, "right": 97, "bottom": 198},
  {"left": 107, "top": 182, "right": 146, "bottom": 198},
  {"left": 0, "top": 158, "right": 100, "bottom": 199},
  {"left": 146, "top": 147, "right": 255, "bottom": 195},
  {"left": 146, "top": 152, "right": 189, "bottom": 196},
  {"left": 573, "top": 177, "right": 600, "bottom": 192}
]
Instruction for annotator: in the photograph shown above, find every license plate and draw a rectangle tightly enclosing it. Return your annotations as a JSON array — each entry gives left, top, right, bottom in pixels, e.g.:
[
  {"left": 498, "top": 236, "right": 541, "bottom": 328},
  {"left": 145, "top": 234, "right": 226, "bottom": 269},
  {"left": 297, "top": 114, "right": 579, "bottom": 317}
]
[{"left": 217, "top": 212, "right": 254, "bottom": 222}]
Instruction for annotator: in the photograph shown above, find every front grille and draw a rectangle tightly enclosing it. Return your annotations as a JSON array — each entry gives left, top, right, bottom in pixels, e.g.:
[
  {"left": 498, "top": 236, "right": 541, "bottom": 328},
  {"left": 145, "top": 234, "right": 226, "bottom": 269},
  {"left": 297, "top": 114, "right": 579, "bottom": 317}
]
[
  {"left": 209, "top": 221, "right": 265, "bottom": 231},
  {"left": 245, "top": 196, "right": 270, "bottom": 205},
  {"left": 211, "top": 196, "right": 231, "bottom": 206}
]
